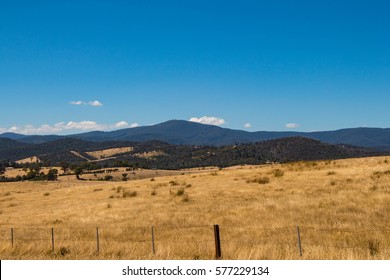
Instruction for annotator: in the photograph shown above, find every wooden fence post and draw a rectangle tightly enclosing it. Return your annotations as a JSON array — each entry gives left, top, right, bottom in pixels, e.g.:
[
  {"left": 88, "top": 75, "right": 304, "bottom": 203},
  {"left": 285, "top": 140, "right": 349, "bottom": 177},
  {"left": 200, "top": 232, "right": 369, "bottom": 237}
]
[
  {"left": 297, "top": 225, "right": 302, "bottom": 257},
  {"left": 11, "top": 228, "right": 14, "bottom": 248},
  {"left": 151, "top": 226, "right": 155, "bottom": 255},
  {"left": 51, "top": 228, "right": 55, "bottom": 254},
  {"left": 96, "top": 227, "right": 100, "bottom": 253},
  {"left": 214, "top": 224, "right": 222, "bottom": 259}
]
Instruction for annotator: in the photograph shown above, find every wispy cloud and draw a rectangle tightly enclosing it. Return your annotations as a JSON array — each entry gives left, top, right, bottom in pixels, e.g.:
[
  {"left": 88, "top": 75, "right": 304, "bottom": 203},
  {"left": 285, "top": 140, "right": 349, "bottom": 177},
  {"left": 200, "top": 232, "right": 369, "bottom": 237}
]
[
  {"left": 189, "top": 116, "right": 225, "bottom": 126},
  {"left": 88, "top": 100, "right": 103, "bottom": 107},
  {"left": 0, "top": 121, "right": 139, "bottom": 135},
  {"left": 69, "top": 100, "right": 103, "bottom": 107},
  {"left": 69, "top": 101, "right": 83, "bottom": 105},
  {"left": 285, "top": 123, "right": 300, "bottom": 129},
  {"left": 244, "top": 123, "right": 252, "bottom": 128}
]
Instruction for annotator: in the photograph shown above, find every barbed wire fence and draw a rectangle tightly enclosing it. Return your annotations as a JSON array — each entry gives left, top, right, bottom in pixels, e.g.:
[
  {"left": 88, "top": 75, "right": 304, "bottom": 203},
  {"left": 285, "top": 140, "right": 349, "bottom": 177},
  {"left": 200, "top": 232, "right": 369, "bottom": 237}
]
[{"left": 0, "top": 225, "right": 389, "bottom": 259}]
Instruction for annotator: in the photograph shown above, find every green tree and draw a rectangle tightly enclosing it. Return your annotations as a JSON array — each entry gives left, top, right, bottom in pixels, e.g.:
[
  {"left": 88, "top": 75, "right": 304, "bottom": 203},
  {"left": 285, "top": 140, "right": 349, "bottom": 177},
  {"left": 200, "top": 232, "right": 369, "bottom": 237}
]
[{"left": 47, "top": 169, "right": 58, "bottom": 181}]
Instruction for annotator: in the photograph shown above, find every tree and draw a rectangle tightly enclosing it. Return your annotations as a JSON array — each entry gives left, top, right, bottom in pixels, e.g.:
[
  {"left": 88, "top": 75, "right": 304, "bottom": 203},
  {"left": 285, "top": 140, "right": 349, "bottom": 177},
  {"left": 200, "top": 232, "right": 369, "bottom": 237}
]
[
  {"left": 47, "top": 169, "right": 58, "bottom": 181},
  {"left": 73, "top": 166, "right": 84, "bottom": 180},
  {"left": 60, "top": 162, "right": 70, "bottom": 174}
]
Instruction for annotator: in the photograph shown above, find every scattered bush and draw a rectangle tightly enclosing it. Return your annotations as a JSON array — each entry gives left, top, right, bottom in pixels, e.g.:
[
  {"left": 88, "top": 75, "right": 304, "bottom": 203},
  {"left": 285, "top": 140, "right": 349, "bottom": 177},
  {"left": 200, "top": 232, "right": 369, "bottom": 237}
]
[
  {"left": 43, "top": 192, "right": 50, "bottom": 196},
  {"left": 169, "top": 180, "right": 179, "bottom": 186},
  {"left": 327, "top": 171, "right": 336, "bottom": 176},
  {"left": 368, "top": 240, "right": 380, "bottom": 256},
  {"left": 59, "top": 246, "right": 71, "bottom": 256},
  {"left": 176, "top": 188, "right": 185, "bottom": 196},
  {"left": 104, "top": 175, "right": 114, "bottom": 181},
  {"left": 273, "top": 169, "right": 284, "bottom": 178},
  {"left": 182, "top": 194, "right": 190, "bottom": 202},
  {"left": 93, "top": 188, "right": 103, "bottom": 192},
  {"left": 123, "top": 191, "right": 137, "bottom": 198},
  {"left": 151, "top": 190, "right": 157, "bottom": 196},
  {"left": 247, "top": 177, "right": 270, "bottom": 184}
]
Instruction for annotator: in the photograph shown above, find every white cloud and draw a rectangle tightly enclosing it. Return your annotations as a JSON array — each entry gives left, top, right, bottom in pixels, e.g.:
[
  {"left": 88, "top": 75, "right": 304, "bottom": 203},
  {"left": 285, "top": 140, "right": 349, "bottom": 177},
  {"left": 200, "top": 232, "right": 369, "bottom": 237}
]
[
  {"left": 88, "top": 100, "right": 103, "bottom": 107},
  {"left": 69, "top": 101, "right": 83, "bottom": 105},
  {"left": 69, "top": 100, "right": 103, "bottom": 107},
  {"left": 0, "top": 120, "right": 138, "bottom": 135},
  {"left": 286, "top": 123, "right": 300, "bottom": 129},
  {"left": 244, "top": 123, "right": 252, "bottom": 128},
  {"left": 114, "top": 121, "right": 139, "bottom": 129},
  {"left": 130, "top": 123, "right": 139, "bottom": 128},
  {"left": 189, "top": 116, "right": 225, "bottom": 126}
]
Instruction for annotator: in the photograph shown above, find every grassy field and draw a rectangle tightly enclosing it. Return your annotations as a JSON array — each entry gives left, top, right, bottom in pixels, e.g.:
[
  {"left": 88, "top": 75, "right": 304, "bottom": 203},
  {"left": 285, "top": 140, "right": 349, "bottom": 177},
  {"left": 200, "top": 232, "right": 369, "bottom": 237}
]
[{"left": 0, "top": 156, "right": 389, "bottom": 260}]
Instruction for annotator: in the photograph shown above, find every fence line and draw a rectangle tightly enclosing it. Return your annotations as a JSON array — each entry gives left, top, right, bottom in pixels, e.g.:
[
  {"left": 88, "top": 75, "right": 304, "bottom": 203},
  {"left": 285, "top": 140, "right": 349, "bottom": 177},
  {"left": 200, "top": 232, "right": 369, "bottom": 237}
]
[{"left": 0, "top": 225, "right": 389, "bottom": 259}]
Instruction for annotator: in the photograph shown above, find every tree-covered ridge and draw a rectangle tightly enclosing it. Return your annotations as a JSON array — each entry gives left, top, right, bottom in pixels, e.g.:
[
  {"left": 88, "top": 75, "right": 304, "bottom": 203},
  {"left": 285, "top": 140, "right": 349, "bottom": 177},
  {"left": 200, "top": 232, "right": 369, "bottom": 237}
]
[{"left": 0, "top": 137, "right": 386, "bottom": 172}]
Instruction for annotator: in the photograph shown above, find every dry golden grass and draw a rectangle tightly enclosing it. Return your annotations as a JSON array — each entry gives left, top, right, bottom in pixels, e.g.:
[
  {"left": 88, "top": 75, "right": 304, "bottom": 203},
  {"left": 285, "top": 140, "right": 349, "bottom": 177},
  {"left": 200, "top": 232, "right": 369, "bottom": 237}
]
[
  {"left": 15, "top": 156, "right": 41, "bottom": 164},
  {"left": 0, "top": 156, "right": 389, "bottom": 260},
  {"left": 85, "top": 147, "right": 134, "bottom": 160}
]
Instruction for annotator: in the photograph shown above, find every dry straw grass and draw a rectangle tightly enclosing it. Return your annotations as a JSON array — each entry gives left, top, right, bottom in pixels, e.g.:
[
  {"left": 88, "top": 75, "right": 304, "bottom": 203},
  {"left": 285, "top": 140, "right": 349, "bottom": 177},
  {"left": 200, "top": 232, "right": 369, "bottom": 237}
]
[{"left": 0, "top": 156, "right": 389, "bottom": 260}]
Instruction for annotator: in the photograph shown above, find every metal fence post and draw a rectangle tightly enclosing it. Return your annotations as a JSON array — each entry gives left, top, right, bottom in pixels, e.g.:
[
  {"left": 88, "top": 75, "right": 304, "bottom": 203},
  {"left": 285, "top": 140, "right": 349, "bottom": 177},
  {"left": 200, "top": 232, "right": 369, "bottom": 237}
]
[
  {"left": 297, "top": 225, "right": 302, "bottom": 257},
  {"left": 214, "top": 224, "right": 222, "bottom": 259},
  {"left": 151, "top": 226, "right": 155, "bottom": 255}
]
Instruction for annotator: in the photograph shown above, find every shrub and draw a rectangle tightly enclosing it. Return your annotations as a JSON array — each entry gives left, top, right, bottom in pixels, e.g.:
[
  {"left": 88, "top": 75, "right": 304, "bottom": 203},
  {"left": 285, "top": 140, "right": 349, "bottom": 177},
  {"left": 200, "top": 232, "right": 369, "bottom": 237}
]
[
  {"left": 176, "top": 188, "right": 185, "bottom": 196},
  {"left": 182, "top": 194, "right": 190, "bottom": 202},
  {"left": 123, "top": 191, "right": 137, "bottom": 198},
  {"left": 273, "top": 169, "right": 284, "bottom": 178},
  {"left": 368, "top": 240, "right": 380, "bottom": 256},
  {"left": 169, "top": 180, "right": 179, "bottom": 186},
  {"left": 59, "top": 246, "right": 71, "bottom": 256},
  {"left": 151, "top": 190, "right": 157, "bottom": 196},
  {"left": 257, "top": 177, "right": 270, "bottom": 184},
  {"left": 104, "top": 175, "right": 114, "bottom": 181},
  {"left": 43, "top": 192, "right": 50, "bottom": 196}
]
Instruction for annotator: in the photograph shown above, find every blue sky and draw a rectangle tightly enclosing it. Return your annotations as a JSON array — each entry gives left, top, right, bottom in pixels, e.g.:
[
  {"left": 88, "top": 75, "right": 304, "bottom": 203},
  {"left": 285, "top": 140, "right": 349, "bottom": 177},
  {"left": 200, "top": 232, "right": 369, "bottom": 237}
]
[{"left": 1, "top": 0, "right": 389, "bottom": 134}]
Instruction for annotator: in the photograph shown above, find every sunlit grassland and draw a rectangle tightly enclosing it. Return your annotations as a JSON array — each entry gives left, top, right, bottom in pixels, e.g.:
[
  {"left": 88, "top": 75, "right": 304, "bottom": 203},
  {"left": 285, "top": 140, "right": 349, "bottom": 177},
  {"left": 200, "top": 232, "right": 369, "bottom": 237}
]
[{"left": 0, "top": 156, "right": 389, "bottom": 259}]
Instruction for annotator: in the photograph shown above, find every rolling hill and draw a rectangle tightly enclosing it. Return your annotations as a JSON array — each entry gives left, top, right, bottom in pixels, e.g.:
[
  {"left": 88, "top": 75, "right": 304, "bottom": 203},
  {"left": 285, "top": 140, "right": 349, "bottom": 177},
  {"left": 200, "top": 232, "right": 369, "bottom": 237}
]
[
  {"left": 0, "top": 136, "right": 386, "bottom": 170},
  {"left": 2, "top": 120, "right": 390, "bottom": 149}
]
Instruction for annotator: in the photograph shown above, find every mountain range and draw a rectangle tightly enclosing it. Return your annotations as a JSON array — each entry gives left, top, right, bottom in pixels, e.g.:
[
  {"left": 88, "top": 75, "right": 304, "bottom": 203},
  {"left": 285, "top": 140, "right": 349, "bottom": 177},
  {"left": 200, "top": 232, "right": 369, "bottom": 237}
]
[{"left": 2, "top": 120, "right": 390, "bottom": 150}]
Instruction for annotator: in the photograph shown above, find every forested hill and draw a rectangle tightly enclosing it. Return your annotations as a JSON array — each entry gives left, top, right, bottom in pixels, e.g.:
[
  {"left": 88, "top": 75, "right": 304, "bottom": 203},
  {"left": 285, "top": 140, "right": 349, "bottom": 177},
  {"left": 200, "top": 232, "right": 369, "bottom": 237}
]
[{"left": 0, "top": 136, "right": 386, "bottom": 170}]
